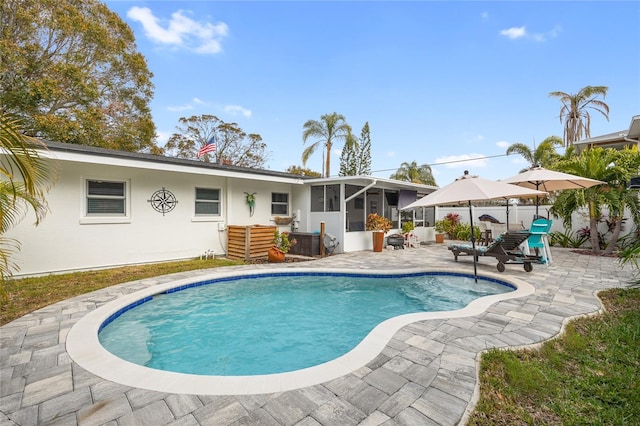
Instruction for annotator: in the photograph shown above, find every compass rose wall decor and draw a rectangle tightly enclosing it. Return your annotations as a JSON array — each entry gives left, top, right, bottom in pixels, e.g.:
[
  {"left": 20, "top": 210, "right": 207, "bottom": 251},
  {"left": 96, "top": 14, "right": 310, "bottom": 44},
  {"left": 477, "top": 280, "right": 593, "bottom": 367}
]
[{"left": 148, "top": 188, "right": 178, "bottom": 216}]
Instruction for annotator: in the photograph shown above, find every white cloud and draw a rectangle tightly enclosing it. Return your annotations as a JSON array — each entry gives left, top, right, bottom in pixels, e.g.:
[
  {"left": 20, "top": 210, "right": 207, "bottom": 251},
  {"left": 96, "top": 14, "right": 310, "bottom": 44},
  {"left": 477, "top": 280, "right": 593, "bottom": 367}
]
[
  {"left": 434, "top": 154, "right": 488, "bottom": 169},
  {"left": 496, "top": 141, "right": 510, "bottom": 148},
  {"left": 155, "top": 130, "right": 173, "bottom": 146},
  {"left": 167, "top": 104, "right": 193, "bottom": 112},
  {"left": 387, "top": 151, "right": 397, "bottom": 157},
  {"left": 127, "top": 7, "right": 228, "bottom": 54},
  {"left": 532, "top": 24, "right": 562, "bottom": 42},
  {"left": 193, "top": 97, "right": 207, "bottom": 105},
  {"left": 500, "top": 26, "right": 527, "bottom": 39},
  {"left": 500, "top": 25, "right": 561, "bottom": 42},
  {"left": 481, "top": 11, "right": 489, "bottom": 20},
  {"left": 224, "top": 105, "right": 252, "bottom": 118}
]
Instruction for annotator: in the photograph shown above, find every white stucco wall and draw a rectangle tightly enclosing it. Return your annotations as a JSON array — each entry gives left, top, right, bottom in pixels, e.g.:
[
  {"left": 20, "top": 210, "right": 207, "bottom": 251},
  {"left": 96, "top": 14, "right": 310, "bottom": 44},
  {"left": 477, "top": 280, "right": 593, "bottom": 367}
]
[{"left": 5, "top": 159, "right": 299, "bottom": 277}]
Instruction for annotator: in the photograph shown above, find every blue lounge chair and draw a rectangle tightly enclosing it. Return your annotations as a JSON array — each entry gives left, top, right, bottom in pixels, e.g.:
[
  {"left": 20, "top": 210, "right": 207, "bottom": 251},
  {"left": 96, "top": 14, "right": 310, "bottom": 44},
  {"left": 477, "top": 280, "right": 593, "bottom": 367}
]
[
  {"left": 527, "top": 218, "right": 553, "bottom": 263},
  {"left": 448, "top": 231, "right": 543, "bottom": 273}
]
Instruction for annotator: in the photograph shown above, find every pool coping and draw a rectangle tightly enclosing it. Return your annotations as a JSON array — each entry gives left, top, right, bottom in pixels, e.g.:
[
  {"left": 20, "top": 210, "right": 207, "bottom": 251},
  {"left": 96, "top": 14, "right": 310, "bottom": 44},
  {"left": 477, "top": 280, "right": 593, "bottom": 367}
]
[{"left": 66, "top": 267, "right": 534, "bottom": 396}]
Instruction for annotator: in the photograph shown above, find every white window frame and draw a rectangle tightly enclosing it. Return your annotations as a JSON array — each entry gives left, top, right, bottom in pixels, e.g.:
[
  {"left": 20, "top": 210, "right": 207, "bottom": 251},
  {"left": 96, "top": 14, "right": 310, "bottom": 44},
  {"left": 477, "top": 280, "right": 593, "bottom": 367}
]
[
  {"left": 193, "top": 187, "right": 222, "bottom": 219},
  {"left": 80, "top": 178, "right": 131, "bottom": 224},
  {"left": 271, "top": 192, "right": 289, "bottom": 216}
]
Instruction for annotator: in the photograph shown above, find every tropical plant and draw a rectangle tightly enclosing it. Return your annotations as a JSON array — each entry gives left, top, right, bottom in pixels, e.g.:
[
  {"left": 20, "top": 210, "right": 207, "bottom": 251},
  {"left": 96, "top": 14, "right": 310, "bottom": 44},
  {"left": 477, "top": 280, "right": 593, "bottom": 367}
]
[
  {"left": 505, "top": 136, "right": 563, "bottom": 171},
  {"left": 401, "top": 221, "right": 415, "bottom": 234},
  {"left": 619, "top": 241, "right": 640, "bottom": 287},
  {"left": 548, "top": 229, "right": 589, "bottom": 248},
  {"left": 434, "top": 219, "right": 448, "bottom": 235},
  {"left": 449, "top": 223, "right": 481, "bottom": 241},
  {"left": 0, "top": 0, "right": 157, "bottom": 153},
  {"left": 390, "top": 161, "right": 437, "bottom": 186},
  {"left": 165, "top": 115, "right": 269, "bottom": 168},
  {"left": 366, "top": 213, "right": 392, "bottom": 233},
  {"left": 272, "top": 230, "right": 296, "bottom": 253},
  {"left": 603, "top": 148, "right": 640, "bottom": 253},
  {"left": 302, "top": 112, "right": 352, "bottom": 178},
  {"left": 549, "top": 85, "right": 609, "bottom": 147},
  {"left": 434, "top": 213, "right": 459, "bottom": 237},
  {"left": 550, "top": 146, "right": 640, "bottom": 255},
  {"left": 0, "top": 112, "right": 56, "bottom": 285}
]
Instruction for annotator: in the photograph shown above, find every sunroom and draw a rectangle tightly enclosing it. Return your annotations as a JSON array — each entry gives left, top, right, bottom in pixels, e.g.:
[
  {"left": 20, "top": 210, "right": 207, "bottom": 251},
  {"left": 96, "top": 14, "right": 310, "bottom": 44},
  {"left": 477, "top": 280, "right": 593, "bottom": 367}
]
[{"left": 301, "top": 176, "right": 438, "bottom": 253}]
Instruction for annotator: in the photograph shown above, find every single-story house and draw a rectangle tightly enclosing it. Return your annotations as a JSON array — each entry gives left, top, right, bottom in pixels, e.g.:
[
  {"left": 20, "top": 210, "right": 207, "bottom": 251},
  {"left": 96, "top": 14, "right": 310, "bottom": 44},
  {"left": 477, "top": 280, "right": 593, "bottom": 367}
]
[{"left": 4, "top": 141, "right": 437, "bottom": 277}]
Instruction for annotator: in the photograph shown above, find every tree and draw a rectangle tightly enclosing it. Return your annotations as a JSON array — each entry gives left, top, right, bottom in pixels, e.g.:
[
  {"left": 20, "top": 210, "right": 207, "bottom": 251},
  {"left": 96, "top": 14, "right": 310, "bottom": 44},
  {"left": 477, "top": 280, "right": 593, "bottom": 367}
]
[
  {"left": 506, "top": 136, "right": 563, "bottom": 171},
  {"left": 164, "top": 115, "right": 269, "bottom": 168},
  {"left": 549, "top": 86, "right": 609, "bottom": 147},
  {"left": 285, "top": 165, "right": 321, "bottom": 177},
  {"left": 0, "top": 0, "right": 157, "bottom": 153},
  {"left": 0, "top": 112, "right": 56, "bottom": 283},
  {"left": 390, "top": 161, "right": 437, "bottom": 186},
  {"left": 550, "top": 147, "right": 640, "bottom": 255},
  {"left": 302, "top": 112, "right": 352, "bottom": 178},
  {"left": 602, "top": 148, "right": 640, "bottom": 254},
  {"left": 339, "top": 133, "right": 358, "bottom": 176},
  {"left": 339, "top": 122, "right": 372, "bottom": 176},
  {"left": 356, "top": 122, "right": 372, "bottom": 175}
]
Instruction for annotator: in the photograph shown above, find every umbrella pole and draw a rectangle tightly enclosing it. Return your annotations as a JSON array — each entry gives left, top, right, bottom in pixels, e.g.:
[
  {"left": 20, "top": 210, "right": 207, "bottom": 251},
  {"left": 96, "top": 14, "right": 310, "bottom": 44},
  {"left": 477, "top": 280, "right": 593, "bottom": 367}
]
[
  {"left": 468, "top": 200, "right": 478, "bottom": 283},
  {"left": 506, "top": 202, "right": 510, "bottom": 231},
  {"left": 535, "top": 182, "right": 540, "bottom": 218}
]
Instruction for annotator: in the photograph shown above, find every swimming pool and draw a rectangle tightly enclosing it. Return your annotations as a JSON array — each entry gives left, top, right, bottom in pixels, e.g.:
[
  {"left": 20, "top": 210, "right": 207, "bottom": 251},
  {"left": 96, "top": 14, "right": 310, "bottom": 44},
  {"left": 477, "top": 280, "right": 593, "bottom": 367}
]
[
  {"left": 66, "top": 267, "right": 534, "bottom": 395},
  {"left": 98, "top": 271, "right": 514, "bottom": 376}
]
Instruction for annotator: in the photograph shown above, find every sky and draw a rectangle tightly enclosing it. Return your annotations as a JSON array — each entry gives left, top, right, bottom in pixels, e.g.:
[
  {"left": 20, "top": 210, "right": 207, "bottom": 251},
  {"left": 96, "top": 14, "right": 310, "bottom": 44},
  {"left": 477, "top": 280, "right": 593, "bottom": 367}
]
[{"left": 104, "top": 0, "right": 640, "bottom": 186}]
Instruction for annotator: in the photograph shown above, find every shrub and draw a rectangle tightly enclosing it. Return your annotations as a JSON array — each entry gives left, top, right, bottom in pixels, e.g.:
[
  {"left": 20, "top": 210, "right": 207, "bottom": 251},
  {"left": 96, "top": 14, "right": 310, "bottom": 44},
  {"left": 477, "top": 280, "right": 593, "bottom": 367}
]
[
  {"left": 549, "top": 229, "right": 589, "bottom": 248},
  {"left": 401, "top": 221, "right": 415, "bottom": 234},
  {"left": 366, "top": 213, "right": 392, "bottom": 233},
  {"left": 273, "top": 230, "right": 296, "bottom": 253}
]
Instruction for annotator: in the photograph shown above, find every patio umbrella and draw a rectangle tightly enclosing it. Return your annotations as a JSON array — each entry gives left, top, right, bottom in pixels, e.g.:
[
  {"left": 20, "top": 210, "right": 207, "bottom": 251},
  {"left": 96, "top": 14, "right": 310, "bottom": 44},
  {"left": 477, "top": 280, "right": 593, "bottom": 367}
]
[
  {"left": 501, "top": 166, "right": 605, "bottom": 216},
  {"left": 402, "top": 171, "right": 547, "bottom": 282}
]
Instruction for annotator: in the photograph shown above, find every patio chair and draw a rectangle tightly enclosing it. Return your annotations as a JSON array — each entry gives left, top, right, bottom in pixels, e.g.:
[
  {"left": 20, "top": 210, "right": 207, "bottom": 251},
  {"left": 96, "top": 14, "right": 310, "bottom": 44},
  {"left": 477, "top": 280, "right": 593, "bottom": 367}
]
[
  {"left": 404, "top": 231, "right": 420, "bottom": 248},
  {"left": 527, "top": 218, "right": 553, "bottom": 264},
  {"left": 448, "top": 231, "right": 543, "bottom": 273}
]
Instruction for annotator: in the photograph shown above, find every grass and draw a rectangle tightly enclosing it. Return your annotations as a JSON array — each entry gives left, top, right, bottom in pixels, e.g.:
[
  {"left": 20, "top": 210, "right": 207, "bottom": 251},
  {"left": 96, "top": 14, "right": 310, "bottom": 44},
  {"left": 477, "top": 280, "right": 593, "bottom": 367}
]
[
  {"left": 468, "top": 288, "right": 640, "bottom": 425},
  {"left": 1, "top": 260, "right": 638, "bottom": 424},
  {"left": 0, "top": 257, "right": 242, "bottom": 326}
]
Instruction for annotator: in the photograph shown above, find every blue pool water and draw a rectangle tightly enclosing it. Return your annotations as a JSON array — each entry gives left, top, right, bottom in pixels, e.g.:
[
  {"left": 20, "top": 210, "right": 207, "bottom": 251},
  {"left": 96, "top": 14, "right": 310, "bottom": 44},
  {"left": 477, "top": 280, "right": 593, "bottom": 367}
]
[{"left": 98, "top": 272, "right": 513, "bottom": 376}]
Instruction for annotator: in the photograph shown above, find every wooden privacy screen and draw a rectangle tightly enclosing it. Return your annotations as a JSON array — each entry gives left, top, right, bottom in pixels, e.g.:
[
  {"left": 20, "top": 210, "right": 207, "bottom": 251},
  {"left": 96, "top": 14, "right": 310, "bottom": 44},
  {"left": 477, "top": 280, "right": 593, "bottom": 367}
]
[{"left": 227, "top": 225, "right": 276, "bottom": 260}]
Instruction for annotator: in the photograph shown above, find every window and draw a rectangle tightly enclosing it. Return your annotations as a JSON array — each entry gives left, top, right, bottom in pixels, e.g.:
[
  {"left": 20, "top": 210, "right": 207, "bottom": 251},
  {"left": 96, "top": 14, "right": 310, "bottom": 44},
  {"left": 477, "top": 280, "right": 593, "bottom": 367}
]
[
  {"left": 195, "top": 188, "right": 221, "bottom": 216},
  {"left": 86, "top": 180, "right": 126, "bottom": 215},
  {"left": 271, "top": 192, "right": 289, "bottom": 215},
  {"left": 310, "top": 185, "right": 325, "bottom": 212},
  {"left": 326, "top": 184, "right": 340, "bottom": 212},
  {"left": 310, "top": 184, "right": 341, "bottom": 212}
]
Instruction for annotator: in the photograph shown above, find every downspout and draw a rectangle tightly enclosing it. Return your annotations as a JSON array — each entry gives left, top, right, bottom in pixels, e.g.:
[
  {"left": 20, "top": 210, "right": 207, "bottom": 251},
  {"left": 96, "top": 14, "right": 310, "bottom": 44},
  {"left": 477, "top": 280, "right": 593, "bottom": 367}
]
[{"left": 344, "top": 178, "right": 377, "bottom": 202}]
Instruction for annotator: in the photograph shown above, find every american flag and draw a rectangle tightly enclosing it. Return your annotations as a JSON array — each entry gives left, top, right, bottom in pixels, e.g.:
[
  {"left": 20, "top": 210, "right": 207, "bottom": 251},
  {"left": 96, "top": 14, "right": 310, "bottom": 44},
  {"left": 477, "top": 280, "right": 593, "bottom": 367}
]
[{"left": 197, "top": 137, "right": 216, "bottom": 157}]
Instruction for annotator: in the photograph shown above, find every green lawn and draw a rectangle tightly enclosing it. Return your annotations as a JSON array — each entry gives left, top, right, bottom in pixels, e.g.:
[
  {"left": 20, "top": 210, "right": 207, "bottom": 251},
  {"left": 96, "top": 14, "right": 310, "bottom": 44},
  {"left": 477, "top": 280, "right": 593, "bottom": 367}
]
[
  {"left": 0, "top": 257, "right": 242, "bottom": 326},
  {"left": 468, "top": 288, "right": 640, "bottom": 425}
]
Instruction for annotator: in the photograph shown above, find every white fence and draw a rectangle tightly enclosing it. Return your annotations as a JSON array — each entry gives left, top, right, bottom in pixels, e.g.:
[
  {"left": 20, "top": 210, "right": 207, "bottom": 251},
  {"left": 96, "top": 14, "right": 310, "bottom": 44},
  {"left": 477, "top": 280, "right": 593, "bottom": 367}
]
[{"left": 433, "top": 204, "right": 635, "bottom": 241}]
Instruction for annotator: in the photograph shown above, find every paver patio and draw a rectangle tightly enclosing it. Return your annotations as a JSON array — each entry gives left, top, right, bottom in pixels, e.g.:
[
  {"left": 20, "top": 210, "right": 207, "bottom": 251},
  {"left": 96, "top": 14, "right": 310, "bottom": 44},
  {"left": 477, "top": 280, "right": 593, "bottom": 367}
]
[{"left": 0, "top": 244, "right": 634, "bottom": 425}]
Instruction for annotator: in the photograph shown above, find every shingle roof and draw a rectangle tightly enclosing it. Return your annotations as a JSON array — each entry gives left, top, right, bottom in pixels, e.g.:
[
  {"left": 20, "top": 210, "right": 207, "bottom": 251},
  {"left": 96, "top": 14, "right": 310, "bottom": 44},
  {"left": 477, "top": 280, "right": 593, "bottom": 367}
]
[{"left": 42, "top": 140, "right": 309, "bottom": 181}]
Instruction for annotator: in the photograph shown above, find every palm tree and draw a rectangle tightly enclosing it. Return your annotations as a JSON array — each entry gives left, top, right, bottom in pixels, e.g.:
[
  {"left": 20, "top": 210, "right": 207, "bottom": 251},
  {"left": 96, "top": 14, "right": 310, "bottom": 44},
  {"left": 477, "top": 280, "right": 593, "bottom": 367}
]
[
  {"left": 390, "top": 161, "right": 437, "bottom": 186},
  {"left": 549, "top": 146, "right": 638, "bottom": 255},
  {"left": 600, "top": 148, "right": 640, "bottom": 254},
  {"left": 302, "top": 113, "right": 352, "bottom": 178},
  {"left": 549, "top": 85, "right": 609, "bottom": 147},
  {"left": 0, "top": 112, "right": 55, "bottom": 281},
  {"left": 506, "top": 136, "right": 563, "bottom": 172}
]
